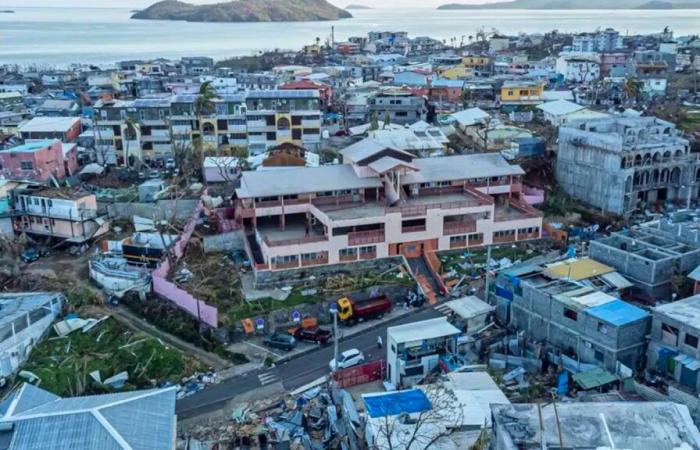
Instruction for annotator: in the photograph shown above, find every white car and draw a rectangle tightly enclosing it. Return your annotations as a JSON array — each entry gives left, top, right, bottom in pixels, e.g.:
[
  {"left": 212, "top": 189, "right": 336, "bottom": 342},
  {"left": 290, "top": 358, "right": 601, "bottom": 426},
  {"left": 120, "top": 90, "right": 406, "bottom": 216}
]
[{"left": 329, "top": 348, "right": 365, "bottom": 371}]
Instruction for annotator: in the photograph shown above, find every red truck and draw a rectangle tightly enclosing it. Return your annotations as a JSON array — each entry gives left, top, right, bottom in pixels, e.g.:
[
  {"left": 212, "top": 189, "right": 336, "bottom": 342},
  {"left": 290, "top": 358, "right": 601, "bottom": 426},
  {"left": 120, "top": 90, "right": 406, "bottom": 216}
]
[
  {"left": 293, "top": 327, "right": 333, "bottom": 345},
  {"left": 336, "top": 294, "right": 393, "bottom": 325}
]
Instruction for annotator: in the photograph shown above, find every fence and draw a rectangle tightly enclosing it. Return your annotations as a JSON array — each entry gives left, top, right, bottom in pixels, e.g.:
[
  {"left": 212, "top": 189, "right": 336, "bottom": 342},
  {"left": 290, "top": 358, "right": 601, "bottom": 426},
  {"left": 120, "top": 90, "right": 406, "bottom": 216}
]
[
  {"left": 332, "top": 360, "right": 386, "bottom": 388},
  {"left": 151, "top": 198, "right": 219, "bottom": 328}
]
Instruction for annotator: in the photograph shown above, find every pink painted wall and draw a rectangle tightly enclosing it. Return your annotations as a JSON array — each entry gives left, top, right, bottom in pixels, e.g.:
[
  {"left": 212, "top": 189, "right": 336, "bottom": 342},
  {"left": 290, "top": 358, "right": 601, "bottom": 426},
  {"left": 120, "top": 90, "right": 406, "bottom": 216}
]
[
  {"left": 151, "top": 199, "right": 219, "bottom": 328},
  {"left": 522, "top": 185, "right": 545, "bottom": 205},
  {"left": 0, "top": 141, "right": 66, "bottom": 181}
]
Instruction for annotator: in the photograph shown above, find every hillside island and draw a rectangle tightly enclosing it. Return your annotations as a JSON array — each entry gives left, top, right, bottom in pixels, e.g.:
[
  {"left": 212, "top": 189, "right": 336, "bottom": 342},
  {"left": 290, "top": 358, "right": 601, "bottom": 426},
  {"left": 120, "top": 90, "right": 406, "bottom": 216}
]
[{"left": 132, "top": 0, "right": 353, "bottom": 22}]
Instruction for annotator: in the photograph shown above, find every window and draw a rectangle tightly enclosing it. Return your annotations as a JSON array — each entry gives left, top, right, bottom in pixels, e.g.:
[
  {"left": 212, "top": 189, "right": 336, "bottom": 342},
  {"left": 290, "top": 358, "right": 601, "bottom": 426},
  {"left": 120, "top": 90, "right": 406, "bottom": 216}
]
[
  {"left": 20, "top": 160, "right": 33, "bottom": 170},
  {"left": 685, "top": 333, "right": 699, "bottom": 348},
  {"left": 597, "top": 322, "right": 608, "bottom": 334},
  {"left": 563, "top": 308, "right": 578, "bottom": 321},
  {"left": 450, "top": 235, "right": 467, "bottom": 247},
  {"left": 359, "top": 246, "right": 376, "bottom": 255},
  {"left": 661, "top": 323, "right": 679, "bottom": 346},
  {"left": 339, "top": 248, "right": 357, "bottom": 257},
  {"left": 594, "top": 350, "right": 604, "bottom": 363}
]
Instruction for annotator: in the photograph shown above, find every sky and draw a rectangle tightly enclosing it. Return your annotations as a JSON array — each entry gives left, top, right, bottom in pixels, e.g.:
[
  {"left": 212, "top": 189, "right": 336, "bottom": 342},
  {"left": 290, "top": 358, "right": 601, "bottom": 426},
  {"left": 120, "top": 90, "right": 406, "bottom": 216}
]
[{"left": 0, "top": 0, "right": 495, "bottom": 8}]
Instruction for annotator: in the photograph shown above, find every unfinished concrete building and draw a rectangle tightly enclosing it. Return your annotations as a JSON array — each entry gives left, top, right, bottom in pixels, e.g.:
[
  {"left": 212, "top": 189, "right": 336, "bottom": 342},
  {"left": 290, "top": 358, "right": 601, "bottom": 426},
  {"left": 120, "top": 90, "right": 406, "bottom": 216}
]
[
  {"left": 556, "top": 117, "right": 697, "bottom": 216},
  {"left": 590, "top": 217, "right": 700, "bottom": 301},
  {"left": 491, "top": 402, "right": 700, "bottom": 449},
  {"left": 648, "top": 295, "right": 700, "bottom": 396},
  {"left": 492, "top": 258, "right": 649, "bottom": 373}
]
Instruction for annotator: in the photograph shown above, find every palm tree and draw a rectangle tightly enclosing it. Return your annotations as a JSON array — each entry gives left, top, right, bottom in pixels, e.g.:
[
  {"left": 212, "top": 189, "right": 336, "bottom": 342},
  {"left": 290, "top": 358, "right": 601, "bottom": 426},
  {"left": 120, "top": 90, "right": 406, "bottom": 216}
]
[
  {"left": 369, "top": 111, "right": 380, "bottom": 131},
  {"left": 383, "top": 110, "right": 391, "bottom": 129},
  {"left": 624, "top": 78, "right": 644, "bottom": 105},
  {"left": 123, "top": 117, "right": 140, "bottom": 168},
  {"left": 194, "top": 81, "right": 218, "bottom": 156}
]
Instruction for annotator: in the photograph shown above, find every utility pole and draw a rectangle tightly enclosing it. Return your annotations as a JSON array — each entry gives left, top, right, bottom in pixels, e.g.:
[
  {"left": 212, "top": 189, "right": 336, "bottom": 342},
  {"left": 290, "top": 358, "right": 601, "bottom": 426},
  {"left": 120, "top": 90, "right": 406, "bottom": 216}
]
[
  {"left": 484, "top": 245, "right": 492, "bottom": 305},
  {"left": 330, "top": 302, "right": 339, "bottom": 376}
]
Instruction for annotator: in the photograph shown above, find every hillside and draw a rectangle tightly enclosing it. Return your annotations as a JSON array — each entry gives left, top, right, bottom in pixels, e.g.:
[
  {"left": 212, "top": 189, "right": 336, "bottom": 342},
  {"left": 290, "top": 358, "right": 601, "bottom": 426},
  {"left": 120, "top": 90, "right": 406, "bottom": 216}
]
[
  {"left": 133, "top": 0, "right": 353, "bottom": 22},
  {"left": 438, "top": 0, "right": 700, "bottom": 8}
]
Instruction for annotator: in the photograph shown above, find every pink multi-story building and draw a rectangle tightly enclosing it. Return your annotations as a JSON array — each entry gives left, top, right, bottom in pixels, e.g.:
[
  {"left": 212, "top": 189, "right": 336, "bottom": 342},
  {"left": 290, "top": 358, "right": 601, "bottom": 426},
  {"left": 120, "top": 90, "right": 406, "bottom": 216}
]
[
  {"left": 12, "top": 187, "right": 109, "bottom": 243},
  {"left": 235, "top": 145, "right": 543, "bottom": 272},
  {"left": 0, "top": 140, "right": 68, "bottom": 182}
]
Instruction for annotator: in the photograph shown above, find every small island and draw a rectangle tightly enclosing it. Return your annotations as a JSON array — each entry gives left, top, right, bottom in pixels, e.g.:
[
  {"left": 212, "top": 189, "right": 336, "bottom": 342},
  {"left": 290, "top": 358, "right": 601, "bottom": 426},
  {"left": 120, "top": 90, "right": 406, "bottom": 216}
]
[
  {"left": 0, "top": 10, "right": 15, "bottom": 13},
  {"left": 133, "top": 0, "right": 353, "bottom": 22},
  {"left": 345, "top": 4, "right": 372, "bottom": 9},
  {"left": 438, "top": 0, "right": 700, "bottom": 8}
]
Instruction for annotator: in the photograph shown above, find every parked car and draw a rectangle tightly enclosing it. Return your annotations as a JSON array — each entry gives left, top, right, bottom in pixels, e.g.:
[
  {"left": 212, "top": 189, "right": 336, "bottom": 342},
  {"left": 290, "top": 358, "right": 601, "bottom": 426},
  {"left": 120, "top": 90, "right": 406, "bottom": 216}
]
[
  {"left": 329, "top": 348, "right": 365, "bottom": 371},
  {"left": 294, "top": 327, "right": 332, "bottom": 345},
  {"left": 165, "top": 158, "right": 176, "bottom": 170},
  {"left": 20, "top": 248, "right": 44, "bottom": 263},
  {"left": 263, "top": 332, "right": 296, "bottom": 351}
]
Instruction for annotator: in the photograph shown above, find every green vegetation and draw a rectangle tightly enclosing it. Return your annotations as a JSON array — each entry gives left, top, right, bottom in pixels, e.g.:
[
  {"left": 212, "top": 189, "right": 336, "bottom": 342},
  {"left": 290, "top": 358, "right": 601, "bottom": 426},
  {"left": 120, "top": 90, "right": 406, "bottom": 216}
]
[
  {"left": 439, "top": 244, "right": 541, "bottom": 276},
  {"left": 23, "top": 318, "right": 203, "bottom": 397}
]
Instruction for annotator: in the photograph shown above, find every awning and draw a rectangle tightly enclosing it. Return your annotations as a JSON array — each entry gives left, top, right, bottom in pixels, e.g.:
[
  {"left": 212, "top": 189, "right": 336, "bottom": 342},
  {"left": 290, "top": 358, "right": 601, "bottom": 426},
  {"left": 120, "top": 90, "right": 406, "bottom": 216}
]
[{"left": 673, "top": 354, "right": 700, "bottom": 371}]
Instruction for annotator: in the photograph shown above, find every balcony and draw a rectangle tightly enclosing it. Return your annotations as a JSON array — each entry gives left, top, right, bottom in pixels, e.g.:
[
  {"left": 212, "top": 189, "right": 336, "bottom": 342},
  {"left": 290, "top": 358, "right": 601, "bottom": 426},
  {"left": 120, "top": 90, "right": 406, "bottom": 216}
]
[
  {"left": 264, "top": 234, "right": 328, "bottom": 247},
  {"left": 493, "top": 234, "right": 515, "bottom": 244},
  {"left": 340, "top": 253, "right": 359, "bottom": 262},
  {"left": 469, "top": 235, "right": 484, "bottom": 246},
  {"left": 271, "top": 259, "right": 300, "bottom": 270},
  {"left": 450, "top": 239, "right": 467, "bottom": 249},
  {"left": 301, "top": 253, "right": 329, "bottom": 267},
  {"left": 443, "top": 220, "right": 477, "bottom": 235},
  {"left": 359, "top": 251, "right": 377, "bottom": 260},
  {"left": 14, "top": 207, "right": 99, "bottom": 221},
  {"left": 348, "top": 229, "right": 385, "bottom": 246},
  {"left": 494, "top": 200, "right": 543, "bottom": 222}
]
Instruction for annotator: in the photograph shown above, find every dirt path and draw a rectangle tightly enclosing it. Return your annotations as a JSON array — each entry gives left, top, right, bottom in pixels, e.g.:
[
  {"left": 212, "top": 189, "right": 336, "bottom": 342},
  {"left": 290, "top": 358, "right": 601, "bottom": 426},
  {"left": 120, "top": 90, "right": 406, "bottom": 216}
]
[{"left": 101, "top": 305, "right": 231, "bottom": 371}]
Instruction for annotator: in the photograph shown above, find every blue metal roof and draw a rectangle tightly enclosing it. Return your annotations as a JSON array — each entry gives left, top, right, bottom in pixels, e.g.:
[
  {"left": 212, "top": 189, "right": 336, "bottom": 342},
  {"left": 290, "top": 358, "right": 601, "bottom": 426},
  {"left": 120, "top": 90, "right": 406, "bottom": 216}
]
[
  {"left": 586, "top": 300, "right": 649, "bottom": 326},
  {"left": 363, "top": 389, "right": 432, "bottom": 418}
]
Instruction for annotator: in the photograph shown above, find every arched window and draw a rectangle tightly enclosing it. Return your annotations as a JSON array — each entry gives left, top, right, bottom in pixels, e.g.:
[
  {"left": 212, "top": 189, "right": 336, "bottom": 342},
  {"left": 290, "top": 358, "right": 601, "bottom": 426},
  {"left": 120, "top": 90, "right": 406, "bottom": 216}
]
[{"left": 277, "top": 117, "right": 291, "bottom": 130}]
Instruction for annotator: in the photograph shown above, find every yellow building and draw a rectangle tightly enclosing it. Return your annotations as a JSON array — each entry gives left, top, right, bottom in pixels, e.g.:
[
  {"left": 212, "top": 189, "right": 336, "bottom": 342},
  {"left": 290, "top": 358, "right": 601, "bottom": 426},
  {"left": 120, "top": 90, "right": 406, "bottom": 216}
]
[
  {"left": 461, "top": 56, "right": 491, "bottom": 68},
  {"left": 437, "top": 66, "right": 473, "bottom": 80},
  {"left": 500, "top": 80, "right": 545, "bottom": 105}
]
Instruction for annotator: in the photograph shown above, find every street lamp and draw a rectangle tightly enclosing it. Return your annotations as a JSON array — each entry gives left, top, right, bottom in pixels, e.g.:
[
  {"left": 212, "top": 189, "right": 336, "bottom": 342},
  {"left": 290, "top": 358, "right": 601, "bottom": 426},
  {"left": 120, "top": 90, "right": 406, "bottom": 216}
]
[{"left": 330, "top": 303, "right": 339, "bottom": 375}]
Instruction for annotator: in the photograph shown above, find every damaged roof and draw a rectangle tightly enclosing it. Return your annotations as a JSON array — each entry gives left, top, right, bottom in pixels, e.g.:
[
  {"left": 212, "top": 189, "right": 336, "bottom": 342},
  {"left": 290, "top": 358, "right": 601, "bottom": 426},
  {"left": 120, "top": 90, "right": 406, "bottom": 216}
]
[{"left": 0, "top": 384, "right": 177, "bottom": 450}]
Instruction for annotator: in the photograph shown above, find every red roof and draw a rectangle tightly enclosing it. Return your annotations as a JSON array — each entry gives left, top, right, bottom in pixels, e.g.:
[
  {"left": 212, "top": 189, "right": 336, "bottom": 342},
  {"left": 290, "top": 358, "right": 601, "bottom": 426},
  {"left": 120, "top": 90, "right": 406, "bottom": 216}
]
[{"left": 279, "top": 80, "right": 329, "bottom": 90}]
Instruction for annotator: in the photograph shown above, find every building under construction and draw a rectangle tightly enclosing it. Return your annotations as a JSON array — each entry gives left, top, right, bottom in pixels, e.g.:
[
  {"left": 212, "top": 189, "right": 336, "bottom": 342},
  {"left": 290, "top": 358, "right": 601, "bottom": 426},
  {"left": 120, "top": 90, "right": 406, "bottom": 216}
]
[{"left": 556, "top": 117, "right": 698, "bottom": 216}]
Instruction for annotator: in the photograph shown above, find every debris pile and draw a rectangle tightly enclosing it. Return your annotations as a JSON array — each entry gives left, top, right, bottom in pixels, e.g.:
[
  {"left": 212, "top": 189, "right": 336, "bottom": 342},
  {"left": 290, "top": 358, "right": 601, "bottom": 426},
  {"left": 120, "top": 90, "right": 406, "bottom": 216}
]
[
  {"left": 181, "top": 382, "right": 363, "bottom": 450},
  {"left": 177, "top": 370, "right": 220, "bottom": 400}
]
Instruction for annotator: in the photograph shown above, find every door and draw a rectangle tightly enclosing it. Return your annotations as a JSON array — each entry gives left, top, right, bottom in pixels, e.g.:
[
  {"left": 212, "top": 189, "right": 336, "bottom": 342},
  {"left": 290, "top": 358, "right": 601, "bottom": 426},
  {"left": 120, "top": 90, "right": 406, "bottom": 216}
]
[{"left": 680, "top": 365, "right": 698, "bottom": 390}]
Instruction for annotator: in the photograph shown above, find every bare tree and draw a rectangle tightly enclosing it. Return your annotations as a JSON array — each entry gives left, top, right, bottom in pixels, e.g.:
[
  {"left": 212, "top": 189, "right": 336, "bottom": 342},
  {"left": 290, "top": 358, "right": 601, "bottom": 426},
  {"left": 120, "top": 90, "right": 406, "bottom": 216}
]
[{"left": 369, "top": 384, "right": 465, "bottom": 450}]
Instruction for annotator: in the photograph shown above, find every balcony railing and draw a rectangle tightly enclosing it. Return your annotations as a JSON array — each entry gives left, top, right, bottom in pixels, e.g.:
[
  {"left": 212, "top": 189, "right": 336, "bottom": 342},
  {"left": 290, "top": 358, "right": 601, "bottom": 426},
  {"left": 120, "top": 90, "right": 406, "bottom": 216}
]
[
  {"left": 450, "top": 239, "right": 467, "bottom": 249},
  {"left": 348, "top": 230, "right": 385, "bottom": 246},
  {"left": 13, "top": 208, "right": 99, "bottom": 221},
  {"left": 443, "top": 221, "right": 477, "bottom": 235},
  {"left": 340, "top": 253, "right": 358, "bottom": 262},
  {"left": 301, "top": 255, "right": 329, "bottom": 267},
  {"left": 264, "top": 234, "right": 328, "bottom": 247},
  {"left": 493, "top": 234, "right": 515, "bottom": 244},
  {"left": 402, "top": 225, "right": 427, "bottom": 234},
  {"left": 518, "top": 231, "right": 541, "bottom": 241},
  {"left": 358, "top": 251, "right": 377, "bottom": 260},
  {"left": 469, "top": 236, "right": 484, "bottom": 247},
  {"left": 271, "top": 260, "right": 300, "bottom": 270}
]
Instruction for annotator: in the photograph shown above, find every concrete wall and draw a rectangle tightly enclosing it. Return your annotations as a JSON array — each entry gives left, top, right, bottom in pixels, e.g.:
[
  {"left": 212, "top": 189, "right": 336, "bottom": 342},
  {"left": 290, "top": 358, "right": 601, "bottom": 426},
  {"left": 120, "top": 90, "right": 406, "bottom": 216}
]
[
  {"left": 254, "top": 256, "right": 407, "bottom": 289},
  {"left": 203, "top": 230, "right": 246, "bottom": 253},
  {"left": 105, "top": 199, "right": 199, "bottom": 221}
]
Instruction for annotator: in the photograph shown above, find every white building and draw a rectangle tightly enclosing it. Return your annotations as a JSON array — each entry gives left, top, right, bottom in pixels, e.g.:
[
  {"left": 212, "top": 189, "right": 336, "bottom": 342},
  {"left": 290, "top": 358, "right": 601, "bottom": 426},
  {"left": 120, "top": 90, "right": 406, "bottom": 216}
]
[
  {"left": 556, "top": 55, "right": 601, "bottom": 83},
  {"left": 572, "top": 28, "right": 623, "bottom": 53},
  {"left": 386, "top": 317, "right": 460, "bottom": 386},
  {"left": 0, "top": 292, "right": 64, "bottom": 378},
  {"left": 536, "top": 99, "right": 586, "bottom": 127}
]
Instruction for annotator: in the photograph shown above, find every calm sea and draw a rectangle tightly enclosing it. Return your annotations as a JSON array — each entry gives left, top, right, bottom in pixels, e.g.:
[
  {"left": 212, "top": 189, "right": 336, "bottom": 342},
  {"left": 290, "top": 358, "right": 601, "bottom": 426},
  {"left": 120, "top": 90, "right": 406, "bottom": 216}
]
[{"left": 0, "top": 7, "right": 699, "bottom": 66}]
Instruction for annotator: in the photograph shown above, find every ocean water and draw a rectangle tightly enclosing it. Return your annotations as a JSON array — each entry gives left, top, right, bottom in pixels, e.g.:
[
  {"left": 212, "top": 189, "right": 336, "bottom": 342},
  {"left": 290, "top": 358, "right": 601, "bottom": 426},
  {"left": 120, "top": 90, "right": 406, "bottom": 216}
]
[{"left": 0, "top": 7, "right": 698, "bottom": 66}]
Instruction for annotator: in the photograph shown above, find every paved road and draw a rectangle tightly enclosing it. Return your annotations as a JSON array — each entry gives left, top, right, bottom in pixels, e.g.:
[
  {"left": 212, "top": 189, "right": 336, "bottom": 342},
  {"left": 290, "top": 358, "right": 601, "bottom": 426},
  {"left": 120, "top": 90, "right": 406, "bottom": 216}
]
[{"left": 176, "top": 307, "right": 442, "bottom": 418}]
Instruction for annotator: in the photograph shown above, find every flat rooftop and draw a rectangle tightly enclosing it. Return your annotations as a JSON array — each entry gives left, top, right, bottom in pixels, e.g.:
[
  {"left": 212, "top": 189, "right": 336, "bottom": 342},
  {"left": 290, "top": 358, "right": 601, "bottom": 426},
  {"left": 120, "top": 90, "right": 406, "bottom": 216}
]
[
  {"left": 1, "top": 140, "right": 57, "bottom": 153},
  {"left": 654, "top": 294, "right": 700, "bottom": 328},
  {"left": 492, "top": 402, "right": 700, "bottom": 449},
  {"left": 388, "top": 317, "right": 460, "bottom": 343},
  {"left": 19, "top": 116, "right": 80, "bottom": 133}
]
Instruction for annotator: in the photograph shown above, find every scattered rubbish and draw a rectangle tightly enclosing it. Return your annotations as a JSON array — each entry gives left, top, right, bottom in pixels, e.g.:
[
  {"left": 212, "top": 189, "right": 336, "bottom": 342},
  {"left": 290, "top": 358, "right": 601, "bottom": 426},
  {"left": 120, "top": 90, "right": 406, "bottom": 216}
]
[
  {"left": 18, "top": 371, "right": 40, "bottom": 384},
  {"left": 175, "top": 267, "right": 194, "bottom": 284},
  {"left": 103, "top": 371, "right": 129, "bottom": 389},
  {"left": 89, "top": 370, "right": 102, "bottom": 383},
  {"left": 301, "top": 288, "right": 318, "bottom": 296}
]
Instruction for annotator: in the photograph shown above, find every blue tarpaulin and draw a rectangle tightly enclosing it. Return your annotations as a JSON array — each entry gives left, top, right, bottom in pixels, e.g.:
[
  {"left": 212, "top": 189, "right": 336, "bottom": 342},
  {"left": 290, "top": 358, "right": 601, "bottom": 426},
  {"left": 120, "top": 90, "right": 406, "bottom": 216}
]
[
  {"left": 363, "top": 389, "right": 432, "bottom": 418},
  {"left": 586, "top": 300, "right": 649, "bottom": 326},
  {"left": 495, "top": 285, "right": 514, "bottom": 301}
]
